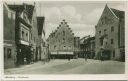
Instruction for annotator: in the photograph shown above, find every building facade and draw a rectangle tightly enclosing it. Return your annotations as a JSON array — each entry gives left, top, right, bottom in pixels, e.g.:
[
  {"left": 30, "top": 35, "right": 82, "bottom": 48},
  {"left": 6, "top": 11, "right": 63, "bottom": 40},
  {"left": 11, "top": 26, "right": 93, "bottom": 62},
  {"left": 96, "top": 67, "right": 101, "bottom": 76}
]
[
  {"left": 47, "top": 20, "right": 76, "bottom": 59},
  {"left": 29, "top": 3, "right": 39, "bottom": 62},
  {"left": 37, "top": 17, "right": 46, "bottom": 61},
  {"left": 8, "top": 3, "right": 35, "bottom": 65},
  {"left": 79, "top": 35, "right": 95, "bottom": 59},
  {"left": 4, "top": 3, "right": 47, "bottom": 68},
  {"left": 74, "top": 37, "right": 80, "bottom": 58},
  {"left": 4, "top": 3, "right": 16, "bottom": 69},
  {"left": 95, "top": 5, "right": 125, "bottom": 61}
]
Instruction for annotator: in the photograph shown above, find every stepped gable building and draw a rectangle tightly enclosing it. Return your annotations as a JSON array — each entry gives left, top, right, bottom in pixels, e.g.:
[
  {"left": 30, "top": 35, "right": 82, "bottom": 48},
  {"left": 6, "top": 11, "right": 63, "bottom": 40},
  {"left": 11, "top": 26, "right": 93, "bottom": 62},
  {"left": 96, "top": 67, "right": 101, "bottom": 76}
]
[
  {"left": 47, "top": 20, "right": 79, "bottom": 59},
  {"left": 95, "top": 4, "right": 125, "bottom": 61}
]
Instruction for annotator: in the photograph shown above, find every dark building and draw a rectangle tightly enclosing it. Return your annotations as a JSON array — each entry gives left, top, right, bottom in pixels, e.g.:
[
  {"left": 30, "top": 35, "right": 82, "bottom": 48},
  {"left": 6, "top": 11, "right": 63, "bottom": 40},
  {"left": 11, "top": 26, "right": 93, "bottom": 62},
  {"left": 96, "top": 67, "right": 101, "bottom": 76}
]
[
  {"left": 79, "top": 35, "right": 95, "bottom": 59},
  {"left": 47, "top": 20, "right": 79, "bottom": 59},
  {"left": 74, "top": 37, "right": 80, "bottom": 58},
  {"left": 4, "top": 3, "right": 47, "bottom": 68},
  {"left": 36, "top": 17, "right": 45, "bottom": 61},
  {"left": 8, "top": 3, "right": 35, "bottom": 65},
  {"left": 4, "top": 3, "right": 16, "bottom": 69},
  {"left": 29, "top": 3, "right": 39, "bottom": 63},
  {"left": 95, "top": 5, "right": 125, "bottom": 61}
]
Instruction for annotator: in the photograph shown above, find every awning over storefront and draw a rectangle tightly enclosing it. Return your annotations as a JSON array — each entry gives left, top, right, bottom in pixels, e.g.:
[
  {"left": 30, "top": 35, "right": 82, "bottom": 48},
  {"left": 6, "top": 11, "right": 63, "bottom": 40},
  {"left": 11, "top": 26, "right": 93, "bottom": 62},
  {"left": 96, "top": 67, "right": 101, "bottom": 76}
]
[
  {"left": 51, "top": 52, "right": 74, "bottom": 55},
  {"left": 51, "top": 52, "right": 57, "bottom": 55}
]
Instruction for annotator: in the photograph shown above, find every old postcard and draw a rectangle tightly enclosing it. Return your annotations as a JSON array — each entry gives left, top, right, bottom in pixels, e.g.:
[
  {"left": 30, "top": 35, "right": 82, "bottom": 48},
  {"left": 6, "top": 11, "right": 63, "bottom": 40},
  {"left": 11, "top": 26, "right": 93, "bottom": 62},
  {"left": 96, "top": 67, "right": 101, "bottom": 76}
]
[{"left": 1, "top": 0, "right": 127, "bottom": 80}]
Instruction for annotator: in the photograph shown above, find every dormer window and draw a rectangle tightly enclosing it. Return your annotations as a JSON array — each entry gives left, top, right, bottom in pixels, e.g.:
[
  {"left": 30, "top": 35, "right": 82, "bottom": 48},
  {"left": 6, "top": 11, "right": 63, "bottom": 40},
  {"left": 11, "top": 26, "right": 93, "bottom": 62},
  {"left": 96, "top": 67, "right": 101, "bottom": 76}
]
[
  {"left": 65, "top": 22, "right": 67, "bottom": 24},
  {"left": 61, "top": 22, "right": 63, "bottom": 24}
]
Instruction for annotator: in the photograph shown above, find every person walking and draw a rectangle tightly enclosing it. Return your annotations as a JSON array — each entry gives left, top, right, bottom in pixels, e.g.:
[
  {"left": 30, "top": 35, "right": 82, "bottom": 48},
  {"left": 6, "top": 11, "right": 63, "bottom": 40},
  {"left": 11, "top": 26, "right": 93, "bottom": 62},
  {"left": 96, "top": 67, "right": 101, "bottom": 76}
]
[{"left": 85, "top": 54, "right": 87, "bottom": 61}]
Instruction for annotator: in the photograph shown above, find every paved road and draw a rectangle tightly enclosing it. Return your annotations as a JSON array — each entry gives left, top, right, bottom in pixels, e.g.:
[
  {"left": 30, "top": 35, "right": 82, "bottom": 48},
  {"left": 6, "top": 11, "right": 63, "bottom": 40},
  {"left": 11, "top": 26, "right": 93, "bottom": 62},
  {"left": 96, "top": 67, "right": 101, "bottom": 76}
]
[{"left": 5, "top": 59, "right": 125, "bottom": 74}]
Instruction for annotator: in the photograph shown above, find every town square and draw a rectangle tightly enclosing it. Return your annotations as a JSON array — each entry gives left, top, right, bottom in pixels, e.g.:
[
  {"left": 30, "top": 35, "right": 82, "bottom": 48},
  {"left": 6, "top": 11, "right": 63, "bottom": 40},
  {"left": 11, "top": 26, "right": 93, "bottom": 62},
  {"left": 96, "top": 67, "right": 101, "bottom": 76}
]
[{"left": 4, "top": 1, "right": 125, "bottom": 74}]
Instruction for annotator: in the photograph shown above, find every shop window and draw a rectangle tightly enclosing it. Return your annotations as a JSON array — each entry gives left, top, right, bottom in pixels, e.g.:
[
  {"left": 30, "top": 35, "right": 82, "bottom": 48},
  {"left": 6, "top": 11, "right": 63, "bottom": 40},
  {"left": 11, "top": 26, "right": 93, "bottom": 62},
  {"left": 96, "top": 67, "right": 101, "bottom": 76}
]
[{"left": 7, "top": 48, "right": 11, "bottom": 58}]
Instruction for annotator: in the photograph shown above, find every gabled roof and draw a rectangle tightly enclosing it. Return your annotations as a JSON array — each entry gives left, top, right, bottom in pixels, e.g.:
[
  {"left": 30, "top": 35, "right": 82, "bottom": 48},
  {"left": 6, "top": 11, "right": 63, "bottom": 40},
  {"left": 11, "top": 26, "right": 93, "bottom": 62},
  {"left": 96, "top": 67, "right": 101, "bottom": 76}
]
[
  {"left": 105, "top": 4, "right": 124, "bottom": 19},
  {"left": 8, "top": 3, "right": 35, "bottom": 22},
  {"left": 110, "top": 8, "right": 124, "bottom": 19},
  {"left": 96, "top": 4, "right": 125, "bottom": 26}
]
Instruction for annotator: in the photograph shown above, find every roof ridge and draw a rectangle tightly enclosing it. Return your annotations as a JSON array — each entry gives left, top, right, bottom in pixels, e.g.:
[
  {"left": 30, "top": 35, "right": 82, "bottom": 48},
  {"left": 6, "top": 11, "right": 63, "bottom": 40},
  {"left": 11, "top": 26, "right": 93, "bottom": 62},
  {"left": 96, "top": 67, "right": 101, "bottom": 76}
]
[{"left": 107, "top": 6, "right": 119, "bottom": 19}]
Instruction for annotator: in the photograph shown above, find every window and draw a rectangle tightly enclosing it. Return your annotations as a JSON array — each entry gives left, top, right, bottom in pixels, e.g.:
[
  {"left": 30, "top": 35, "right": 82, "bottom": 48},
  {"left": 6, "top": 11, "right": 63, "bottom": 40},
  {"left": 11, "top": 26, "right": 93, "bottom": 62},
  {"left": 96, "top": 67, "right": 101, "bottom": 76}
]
[
  {"left": 104, "top": 29, "right": 107, "bottom": 34},
  {"left": 26, "top": 32, "right": 28, "bottom": 41},
  {"left": 63, "top": 38, "right": 65, "bottom": 43},
  {"left": 7, "top": 48, "right": 11, "bottom": 58},
  {"left": 111, "top": 26, "right": 114, "bottom": 32},
  {"left": 22, "top": 31, "right": 24, "bottom": 40},
  {"left": 26, "top": 33, "right": 28, "bottom": 37},
  {"left": 106, "top": 42, "right": 107, "bottom": 45},
  {"left": 67, "top": 25, "right": 69, "bottom": 27},
  {"left": 63, "top": 31, "right": 65, "bottom": 36},
  {"left": 100, "top": 38, "right": 103, "bottom": 46},
  {"left": 99, "top": 31, "right": 101, "bottom": 35},
  {"left": 111, "top": 39, "right": 114, "bottom": 44},
  {"left": 54, "top": 45, "right": 56, "bottom": 49}
]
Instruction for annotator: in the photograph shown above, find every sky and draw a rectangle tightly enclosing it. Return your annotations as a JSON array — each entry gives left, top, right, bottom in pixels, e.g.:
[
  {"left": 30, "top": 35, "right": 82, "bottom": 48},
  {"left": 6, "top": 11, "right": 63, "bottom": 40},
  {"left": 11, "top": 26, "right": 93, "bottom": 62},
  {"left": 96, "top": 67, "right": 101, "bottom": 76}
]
[
  {"left": 35, "top": 1, "right": 126, "bottom": 39},
  {"left": 6, "top": 1, "right": 126, "bottom": 39}
]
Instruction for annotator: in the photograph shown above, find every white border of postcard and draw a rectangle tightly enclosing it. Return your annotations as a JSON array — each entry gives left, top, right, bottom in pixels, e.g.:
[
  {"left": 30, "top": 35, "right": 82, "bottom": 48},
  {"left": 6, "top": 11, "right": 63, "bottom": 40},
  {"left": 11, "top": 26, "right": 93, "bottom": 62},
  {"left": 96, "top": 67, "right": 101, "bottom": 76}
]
[{"left": 0, "top": 0, "right": 128, "bottom": 80}]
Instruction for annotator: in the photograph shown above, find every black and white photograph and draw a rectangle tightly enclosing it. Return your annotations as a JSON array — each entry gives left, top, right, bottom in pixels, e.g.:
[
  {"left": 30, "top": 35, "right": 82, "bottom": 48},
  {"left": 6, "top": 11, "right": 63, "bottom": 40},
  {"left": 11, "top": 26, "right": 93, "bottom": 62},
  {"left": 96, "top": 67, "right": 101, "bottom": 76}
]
[{"left": 3, "top": 1, "right": 125, "bottom": 74}]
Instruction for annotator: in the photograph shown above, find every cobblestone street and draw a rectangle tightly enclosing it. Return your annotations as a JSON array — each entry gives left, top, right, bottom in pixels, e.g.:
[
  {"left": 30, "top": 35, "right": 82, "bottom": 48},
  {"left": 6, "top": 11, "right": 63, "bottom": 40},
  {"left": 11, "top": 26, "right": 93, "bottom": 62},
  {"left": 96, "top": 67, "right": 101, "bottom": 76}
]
[{"left": 5, "top": 59, "right": 125, "bottom": 74}]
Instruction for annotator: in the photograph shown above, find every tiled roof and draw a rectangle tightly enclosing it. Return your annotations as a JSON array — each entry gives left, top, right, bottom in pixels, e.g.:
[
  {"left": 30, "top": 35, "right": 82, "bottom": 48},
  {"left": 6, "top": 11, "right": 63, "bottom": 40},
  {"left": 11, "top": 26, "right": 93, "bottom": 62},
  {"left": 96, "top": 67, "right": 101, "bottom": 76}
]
[{"left": 110, "top": 8, "right": 125, "bottom": 19}]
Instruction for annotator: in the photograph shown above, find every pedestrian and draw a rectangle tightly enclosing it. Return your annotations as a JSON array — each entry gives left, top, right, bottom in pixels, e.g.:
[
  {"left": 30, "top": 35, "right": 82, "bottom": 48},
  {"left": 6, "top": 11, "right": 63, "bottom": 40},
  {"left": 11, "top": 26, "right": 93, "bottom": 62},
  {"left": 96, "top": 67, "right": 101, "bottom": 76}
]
[
  {"left": 85, "top": 54, "right": 87, "bottom": 61},
  {"left": 68, "top": 57, "right": 70, "bottom": 61},
  {"left": 24, "top": 57, "right": 27, "bottom": 65}
]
